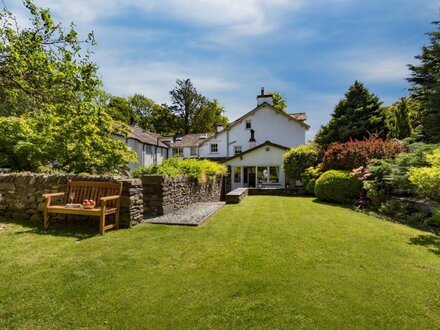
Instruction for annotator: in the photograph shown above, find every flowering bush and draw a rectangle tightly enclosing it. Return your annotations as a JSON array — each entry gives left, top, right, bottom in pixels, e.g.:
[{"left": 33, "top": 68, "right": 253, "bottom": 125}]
[{"left": 322, "top": 134, "right": 405, "bottom": 171}]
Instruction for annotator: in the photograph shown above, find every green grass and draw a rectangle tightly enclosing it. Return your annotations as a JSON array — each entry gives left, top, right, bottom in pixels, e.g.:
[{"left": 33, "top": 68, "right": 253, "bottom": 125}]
[{"left": 0, "top": 196, "right": 439, "bottom": 329}]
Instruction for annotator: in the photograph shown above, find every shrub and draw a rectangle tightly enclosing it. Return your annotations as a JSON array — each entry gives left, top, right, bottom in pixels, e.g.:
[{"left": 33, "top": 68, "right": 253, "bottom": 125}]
[
  {"left": 131, "top": 157, "right": 227, "bottom": 183},
  {"left": 283, "top": 143, "right": 321, "bottom": 181},
  {"left": 300, "top": 165, "right": 323, "bottom": 195},
  {"left": 131, "top": 165, "right": 156, "bottom": 178},
  {"left": 409, "top": 148, "right": 440, "bottom": 202},
  {"left": 314, "top": 170, "right": 362, "bottom": 204},
  {"left": 364, "top": 143, "right": 438, "bottom": 208},
  {"left": 426, "top": 207, "right": 440, "bottom": 227},
  {"left": 322, "top": 134, "right": 405, "bottom": 171}
]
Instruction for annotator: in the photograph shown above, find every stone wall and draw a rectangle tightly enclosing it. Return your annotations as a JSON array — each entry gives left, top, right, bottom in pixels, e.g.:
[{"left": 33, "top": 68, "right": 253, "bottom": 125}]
[
  {"left": 0, "top": 174, "right": 143, "bottom": 227},
  {"left": 142, "top": 175, "right": 223, "bottom": 215}
]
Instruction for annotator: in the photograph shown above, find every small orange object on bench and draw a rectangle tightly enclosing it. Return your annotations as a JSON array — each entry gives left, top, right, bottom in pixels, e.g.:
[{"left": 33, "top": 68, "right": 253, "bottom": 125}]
[{"left": 43, "top": 180, "right": 123, "bottom": 235}]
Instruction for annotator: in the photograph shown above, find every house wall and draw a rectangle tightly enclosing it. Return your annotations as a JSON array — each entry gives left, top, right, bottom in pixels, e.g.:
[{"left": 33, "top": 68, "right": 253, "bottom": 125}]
[
  {"left": 198, "top": 135, "right": 228, "bottom": 159},
  {"left": 198, "top": 105, "right": 306, "bottom": 159},
  {"left": 113, "top": 135, "right": 167, "bottom": 169},
  {"left": 225, "top": 147, "right": 287, "bottom": 190}
]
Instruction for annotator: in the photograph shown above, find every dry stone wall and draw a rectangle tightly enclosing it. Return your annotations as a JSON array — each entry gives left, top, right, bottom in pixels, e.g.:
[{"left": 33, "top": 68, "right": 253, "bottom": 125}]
[
  {"left": 0, "top": 174, "right": 143, "bottom": 227},
  {"left": 142, "top": 175, "right": 223, "bottom": 215}
]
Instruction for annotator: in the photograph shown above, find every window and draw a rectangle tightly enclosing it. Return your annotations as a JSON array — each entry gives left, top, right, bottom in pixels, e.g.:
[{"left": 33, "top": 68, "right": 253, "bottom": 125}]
[
  {"left": 190, "top": 147, "right": 197, "bottom": 156},
  {"left": 173, "top": 148, "right": 183, "bottom": 156},
  {"left": 145, "top": 145, "right": 152, "bottom": 154},
  {"left": 269, "top": 167, "right": 279, "bottom": 183},
  {"left": 245, "top": 120, "right": 252, "bottom": 129},
  {"left": 234, "top": 146, "right": 242, "bottom": 155},
  {"left": 233, "top": 167, "right": 241, "bottom": 183},
  {"left": 210, "top": 143, "right": 218, "bottom": 153},
  {"left": 258, "top": 167, "right": 268, "bottom": 183}
]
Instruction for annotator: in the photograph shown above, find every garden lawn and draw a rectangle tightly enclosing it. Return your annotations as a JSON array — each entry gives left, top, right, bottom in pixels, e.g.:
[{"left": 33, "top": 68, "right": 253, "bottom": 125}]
[{"left": 0, "top": 196, "right": 439, "bottom": 329}]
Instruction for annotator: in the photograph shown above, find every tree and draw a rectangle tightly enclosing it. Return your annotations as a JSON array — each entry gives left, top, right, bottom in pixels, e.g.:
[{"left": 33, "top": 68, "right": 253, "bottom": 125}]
[
  {"left": 384, "top": 97, "right": 412, "bottom": 139},
  {"left": 269, "top": 91, "right": 287, "bottom": 112},
  {"left": 107, "top": 96, "right": 132, "bottom": 124},
  {"left": 168, "top": 79, "right": 204, "bottom": 134},
  {"left": 191, "top": 99, "right": 228, "bottom": 133},
  {"left": 407, "top": 21, "right": 440, "bottom": 143},
  {"left": 0, "top": 0, "right": 135, "bottom": 173},
  {"left": 168, "top": 78, "right": 229, "bottom": 134},
  {"left": 315, "top": 81, "right": 386, "bottom": 147}
]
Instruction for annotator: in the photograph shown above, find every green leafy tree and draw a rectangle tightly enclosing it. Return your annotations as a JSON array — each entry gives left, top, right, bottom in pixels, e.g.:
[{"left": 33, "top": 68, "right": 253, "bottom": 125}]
[
  {"left": 192, "top": 99, "right": 228, "bottom": 133},
  {"left": 269, "top": 91, "right": 287, "bottom": 112},
  {"left": 315, "top": 81, "right": 386, "bottom": 147},
  {"left": 106, "top": 96, "right": 132, "bottom": 124},
  {"left": 0, "top": 0, "right": 135, "bottom": 173},
  {"left": 168, "top": 79, "right": 229, "bottom": 134},
  {"left": 407, "top": 21, "right": 440, "bottom": 143}
]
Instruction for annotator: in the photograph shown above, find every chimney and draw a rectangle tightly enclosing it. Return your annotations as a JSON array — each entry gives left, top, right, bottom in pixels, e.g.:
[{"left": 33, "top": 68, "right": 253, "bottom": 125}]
[
  {"left": 216, "top": 124, "right": 224, "bottom": 133},
  {"left": 249, "top": 129, "right": 256, "bottom": 148},
  {"left": 256, "top": 87, "right": 273, "bottom": 106}
]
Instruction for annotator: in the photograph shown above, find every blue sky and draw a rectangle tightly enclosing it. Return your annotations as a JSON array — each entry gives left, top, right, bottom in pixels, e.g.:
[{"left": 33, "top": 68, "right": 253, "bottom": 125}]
[{"left": 7, "top": 0, "right": 439, "bottom": 139}]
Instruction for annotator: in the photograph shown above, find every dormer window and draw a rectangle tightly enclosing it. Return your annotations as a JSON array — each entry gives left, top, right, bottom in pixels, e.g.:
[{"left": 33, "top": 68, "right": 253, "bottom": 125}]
[{"left": 245, "top": 120, "right": 252, "bottom": 129}]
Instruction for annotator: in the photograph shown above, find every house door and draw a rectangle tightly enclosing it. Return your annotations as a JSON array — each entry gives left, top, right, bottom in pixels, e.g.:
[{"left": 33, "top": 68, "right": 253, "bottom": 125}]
[{"left": 243, "top": 167, "right": 256, "bottom": 187}]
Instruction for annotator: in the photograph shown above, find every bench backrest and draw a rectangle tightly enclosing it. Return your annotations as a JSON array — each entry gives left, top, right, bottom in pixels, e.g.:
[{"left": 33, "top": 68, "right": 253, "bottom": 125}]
[{"left": 66, "top": 181, "right": 123, "bottom": 208}]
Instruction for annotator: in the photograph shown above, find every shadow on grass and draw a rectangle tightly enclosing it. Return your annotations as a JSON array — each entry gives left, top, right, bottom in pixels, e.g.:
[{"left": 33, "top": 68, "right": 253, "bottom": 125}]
[
  {"left": 311, "top": 198, "right": 440, "bottom": 236},
  {"left": 409, "top": 234, "right": 440, "bottom": 256},
  {"left": 3, "top": 218, "right": 100, "bottom": 240}
]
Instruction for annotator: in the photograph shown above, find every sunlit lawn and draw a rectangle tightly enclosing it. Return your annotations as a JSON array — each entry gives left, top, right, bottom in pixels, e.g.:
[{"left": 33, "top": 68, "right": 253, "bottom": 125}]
[{"left": 0, "top": 196, "right": 439, "bottom": 329}]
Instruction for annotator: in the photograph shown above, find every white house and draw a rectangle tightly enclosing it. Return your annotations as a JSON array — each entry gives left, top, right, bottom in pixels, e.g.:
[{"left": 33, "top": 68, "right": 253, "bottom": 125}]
[
  {"left": 198, "top": 89, "right": 309, "bottom": 189},
  {"left": 169, "top": 133, "right": 215, "bottom": 158},
  {"left": 114, "top": 125, "right": 169, "bottom": 170}
]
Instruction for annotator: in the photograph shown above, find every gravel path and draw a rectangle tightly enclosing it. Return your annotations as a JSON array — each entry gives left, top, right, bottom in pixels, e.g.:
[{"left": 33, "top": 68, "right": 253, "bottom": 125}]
[{"left": 144, "top": 202, "right": 225, "bottom": 226}]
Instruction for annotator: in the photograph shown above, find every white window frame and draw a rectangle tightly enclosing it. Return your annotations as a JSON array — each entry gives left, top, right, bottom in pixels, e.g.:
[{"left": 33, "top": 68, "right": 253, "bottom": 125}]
[
  {"left": 210, "top": 143, "right": 218, "bottom": 153},
  {"left": 190, "top": 146, "right": 197, "bottom": 156},
  {"left": 173, "top": 148, "right": 183, "bottom": 156},
  {"left": 234, "top": 146, "right": 242, "bottom": 155}
]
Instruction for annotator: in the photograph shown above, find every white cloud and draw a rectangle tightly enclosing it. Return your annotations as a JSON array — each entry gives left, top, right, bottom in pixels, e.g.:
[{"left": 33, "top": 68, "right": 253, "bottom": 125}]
[{"left": 337, "top": 51, "right": 412, "bottom": 83}]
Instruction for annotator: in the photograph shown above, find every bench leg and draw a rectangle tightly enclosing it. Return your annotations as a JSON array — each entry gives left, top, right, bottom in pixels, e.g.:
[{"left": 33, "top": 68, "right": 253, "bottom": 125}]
[
  {"left": 44, "top": 208, "right": 49, "bottom": 230},
  {"left": 100, "top": 214, "right": 106, "bottom": 236}
]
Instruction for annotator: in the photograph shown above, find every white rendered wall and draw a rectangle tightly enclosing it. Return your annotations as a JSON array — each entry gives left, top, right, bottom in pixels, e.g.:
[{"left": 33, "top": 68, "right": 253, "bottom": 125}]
[
  {"left": 225, "top": 146, "right": 287, "bottom": 189},
  {"left": 227, "top": 106, "right": 305, "bottom": 155},
  {"left": 198, "top": 105, "right": 306, "bottom": 159},
  {"left": 198, "top": 135, "right": 228, "bottom": 159}
]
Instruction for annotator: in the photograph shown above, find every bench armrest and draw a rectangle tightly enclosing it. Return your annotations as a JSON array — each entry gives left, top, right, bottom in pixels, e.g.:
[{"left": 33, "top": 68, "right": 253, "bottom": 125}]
[
  {"left": 100, "top": 195, "right": 120, "bottom": 202},
  {"left": 43, "top": 192, "right": 65, "bottom": 198},
  {"left": 43, "top": 192, "right": 65, "bottom": 208}
]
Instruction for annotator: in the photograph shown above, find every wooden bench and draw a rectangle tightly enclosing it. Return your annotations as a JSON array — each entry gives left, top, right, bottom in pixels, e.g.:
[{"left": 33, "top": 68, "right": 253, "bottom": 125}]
[{"left": 43, "top": 180, "right": 123, "bottom": 235}]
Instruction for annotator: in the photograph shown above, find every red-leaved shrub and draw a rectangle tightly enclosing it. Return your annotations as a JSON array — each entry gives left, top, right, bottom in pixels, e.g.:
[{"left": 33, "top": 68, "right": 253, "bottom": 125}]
[{"left": 322, "top": 134, "right": 406, "bottom": 170}]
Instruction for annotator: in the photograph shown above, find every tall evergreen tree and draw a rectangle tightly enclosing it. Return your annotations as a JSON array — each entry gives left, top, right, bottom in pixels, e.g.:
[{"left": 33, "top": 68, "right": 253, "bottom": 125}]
[
  {"left": 315, "top": 81, "right": 386, "bottom": 147},
  {"left": 407, "top": 21, "right": 440, "bottom": 143},
  {"left": 168, "top": 79, "right": 229, "bottom": 134},
  {"left": 168, "top": 79, "right": 204, "bottom": 134},
  {"left": 384, "top": 97, "right": 412, "bottom": 140}
]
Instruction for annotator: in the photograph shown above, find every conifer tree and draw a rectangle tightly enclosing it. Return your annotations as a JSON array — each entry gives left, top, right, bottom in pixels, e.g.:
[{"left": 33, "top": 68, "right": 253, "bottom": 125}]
[{"left": 315, "top": 81, "right": 386, "bottom": 147}]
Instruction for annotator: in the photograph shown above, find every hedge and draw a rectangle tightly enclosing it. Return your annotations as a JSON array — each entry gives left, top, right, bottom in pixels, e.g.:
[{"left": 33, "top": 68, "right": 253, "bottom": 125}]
[{"left": 314, "top": 170, "right": 362, "bottom": 204}]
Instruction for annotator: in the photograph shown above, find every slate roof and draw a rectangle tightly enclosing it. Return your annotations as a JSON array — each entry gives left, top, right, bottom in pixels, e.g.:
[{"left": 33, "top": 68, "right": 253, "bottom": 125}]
[
  {"left": 289, "top": 112, "right": 307, "bottom": 122},
  {"left": 172, "top": 133, "right": 215, "bottom": 148},
  {"left": 126, "top": 125, "right": 168, "bottom": 148}
]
